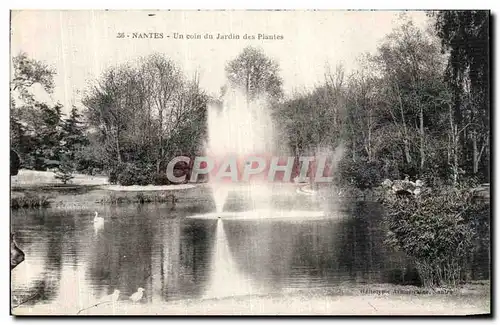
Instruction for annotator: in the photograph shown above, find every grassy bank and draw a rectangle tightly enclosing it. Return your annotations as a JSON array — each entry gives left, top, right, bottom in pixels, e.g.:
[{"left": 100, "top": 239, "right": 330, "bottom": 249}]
[
  {"left": 10, "top": 169, "right": 210, "bottom": 210},
  {"left": 13, "top": 282, "right": 490, "bottom": 316},
  {"left": 11, "top": 185, "right": 208, "bottom": 210}
]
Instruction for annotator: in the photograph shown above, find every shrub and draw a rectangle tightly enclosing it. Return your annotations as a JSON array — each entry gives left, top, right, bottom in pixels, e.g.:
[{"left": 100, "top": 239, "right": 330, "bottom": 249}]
[
  {"left": 54, "top": 159, "right": 74, "bottom": 184},
  {"left": 11, "top": 193, "right": 51, "bottom": 209},
  {"left": 98, "top": 192, "right": 176, "bottom": 205},
  {"left": 116, "top": 163, "right": 154, "bottom": 186},
  {"left": 338, "top": 159, "right": 384, "bottom": 190},
  {"left": 136, "top": 170, "right": 153, "bottom": 186},
  {"left": 108, "top": 163, "right": 126, "bottom": 184},
  {"left": 152, "top": 172, "right": 171, "bottom": 185},
  {"left": 382, "top": 187, "right": 489, "bottom": 287},
  {"left": 117, "top": 164, "right": 140, "bottom": 186}
]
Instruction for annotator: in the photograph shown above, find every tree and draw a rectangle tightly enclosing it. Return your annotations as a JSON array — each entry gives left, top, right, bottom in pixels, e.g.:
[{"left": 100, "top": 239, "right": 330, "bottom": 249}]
[
  {"left": 140, "top": 54, "right": 189, "bottom": 172},
  {"left": 20, "top": 102, "right": 65, "bottom": 170},
  {"left": 371, "top": 20, "right": 447, "bottom": 177},
  {"left": 11, "top": 52, "right": 56, "bottom": 105},
  {"left": 83, "top": 66, "right": 137, "bottom": 166},
  {"left": 225, "top": 46, "right": 283, "bottom": 103},
  {"left": 83, "top": 54, "right": 208, "bottom": 183},
  {"left": 345, "top": 68, "right": 382, "bottom": 162},
  {"left": 61, "top": 106, "right": 88, "bottom": 160},
  {"left": 54, "top": 155, "right": 75, "bottom": 184},
  {"left": 432, "top": 11, "right": 490, "bottom": 181},
  {"left": 10, "top": 53, "right": 57, "bottom": 168}
]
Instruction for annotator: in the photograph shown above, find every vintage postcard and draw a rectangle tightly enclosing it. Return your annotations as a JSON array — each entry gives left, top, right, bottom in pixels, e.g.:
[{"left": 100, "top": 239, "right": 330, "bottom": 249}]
[{"left": 10, "top": 9, "right": 490, "bottom": 316}]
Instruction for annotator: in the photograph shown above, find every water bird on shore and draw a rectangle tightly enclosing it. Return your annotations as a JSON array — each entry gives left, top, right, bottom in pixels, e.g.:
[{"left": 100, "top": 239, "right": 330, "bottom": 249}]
[
  {"left": 129, "top": 288, "right": 145, "bottom": 303},
  {"left": 100, "top": 289, "right": 120, "bottom": 303}
]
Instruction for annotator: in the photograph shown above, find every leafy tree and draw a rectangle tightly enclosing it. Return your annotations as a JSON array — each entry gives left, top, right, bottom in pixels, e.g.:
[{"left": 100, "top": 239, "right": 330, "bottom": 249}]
[
  {"left": 10, "top": 53, "right": 57, "bottom": 168},
  {"left": 370, "top": 20, "right": 446, "bottom": 175},
  {"left": 61, "top": 105, "right": 88, "bottom": 160},
  {"left": 432, "top": 10, "right": 490, "bottom": 180},
  {"left": 37, "top": 103, "right": 64, "bottom": 168},
  {"left": 83, "top": 54, "right": 207, "bottom": 181},
  {"left": 225, "top": 46, "right": 283, "bottom": 102},
  {"left": 11, "top": 52, "right": 56, "bottom": 105}
]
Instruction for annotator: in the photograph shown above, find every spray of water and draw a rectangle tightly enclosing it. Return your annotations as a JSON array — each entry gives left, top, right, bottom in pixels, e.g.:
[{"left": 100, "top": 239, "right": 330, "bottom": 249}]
[
  {"left": 203, "top": 219, "right": 257, "bottom": 299},
  {"left": 206, "top": 87, "right": 275, "bottom": 212}
]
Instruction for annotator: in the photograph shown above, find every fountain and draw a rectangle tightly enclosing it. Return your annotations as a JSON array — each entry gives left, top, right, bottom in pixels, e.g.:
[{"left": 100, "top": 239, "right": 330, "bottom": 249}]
[
  {"left": 206, "top": 87, "right": 275, "bottom": 213},
  {"left": 197, "top": 86, "right": 342, "bottom": 299}
]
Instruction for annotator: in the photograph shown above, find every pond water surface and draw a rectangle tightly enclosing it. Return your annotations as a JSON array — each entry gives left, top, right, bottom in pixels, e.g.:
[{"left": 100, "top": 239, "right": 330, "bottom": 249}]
[{"left": 10, "top": 187, "right": 487, "bottom": 311}]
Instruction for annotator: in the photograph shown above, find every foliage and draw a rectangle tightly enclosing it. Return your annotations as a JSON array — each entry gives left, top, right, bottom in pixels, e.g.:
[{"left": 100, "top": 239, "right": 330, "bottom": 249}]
[
  {"left": 108, "top": 163, "right": 125, "bottom": 185},
  {"left": 225, "top": 46, "right": 283, "bottom": 102},
  {"left": 11, "top": 16, "right": 489, "bottom": 189},
  {"left": 11, "top": 193, "right": 51, "bottom": 209},
  {"left": 115, "top": 163, "right": 155, "bottom": 186},
  {"left": 277, "top": 15, "right": 489, "bottom": 187},
  {"left": 82, "top": 53, "right": 208, "bottom": 179},
  {"left": 117, "top": 164, "right": 143, "bottom": 186},
  {"left": 98, "top": 192, "right": 176, "bottom": 205},
  {"left": 152, "top": 172, "right": 172, "bottom": 186},
  {"left": 54, "top": 156, "right": 74, "bottom": 184},
  {"left": 382, "top": 187, "right": 489, "bottom": 287},
  {"left": 11, "top": 52, "right": 56, "bottom": 104},
  {"left": 433, "top": 10, "right": 490, "bottom": 180},
  {"left": 337, "top": 158, "right": 387, "bottom": 190},
  {"left": 61, "top": 105, "right": 88, "bottom": 160}
]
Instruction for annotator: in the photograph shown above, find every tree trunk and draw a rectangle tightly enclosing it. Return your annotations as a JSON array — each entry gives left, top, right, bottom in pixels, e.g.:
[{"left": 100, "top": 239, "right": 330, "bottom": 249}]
[
  {"left": 395, "top": 83, "right": 411, "bottom": 164},
  {"left": 115, "top": 128, "right": 122, "bottom": 163},
  {"left": 472, "top": 130, "right": 478, "bottom": 174},
  {"left": 419, "top": 106, "right": 425, "bottom": 170},
  {"left": 157, "top": 108, "right": 164, "bottom": 173},
  {"left": 351, "top": 136, "right": 356, "bottom": 162},
  {"left": 449, "top": 105, "right": 459, "bottom": 186},
  {"left": 367, "top": 122, "right": 372, "bottom": 162}
]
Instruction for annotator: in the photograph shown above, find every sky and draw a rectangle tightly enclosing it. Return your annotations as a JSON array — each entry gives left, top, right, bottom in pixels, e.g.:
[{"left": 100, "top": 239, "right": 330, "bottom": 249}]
[{"left": 10, "top": 10, "right": 431, "bottom": 113}]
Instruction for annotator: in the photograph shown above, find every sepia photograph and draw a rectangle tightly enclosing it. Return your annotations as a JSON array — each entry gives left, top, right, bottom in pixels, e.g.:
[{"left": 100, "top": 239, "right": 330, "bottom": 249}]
[{"left": 9, "top": 9, "right": 491, "bottom": 316}]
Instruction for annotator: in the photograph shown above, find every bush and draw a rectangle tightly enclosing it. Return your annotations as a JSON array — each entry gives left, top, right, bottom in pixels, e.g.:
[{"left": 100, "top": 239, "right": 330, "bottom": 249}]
[
  {"left": 116, "top": 163, "right": 154, "bottom": 186},
  {"left": 54, "top": 159, "right": 74, "bottom": 184},
  {"left": 108, "top": 164, "right": 125, "bottom": 184},
  {"left": 382, "top": 187, "right": 489, "bottom": 287},
  {"left": 338, "top": 159, "right": 384, "bottom": 190},
  {"left": 117, "top": 164, "right": 140, "bottom": 186},
  {"left": 152, "top": 172, "right": 171, "bottom": 185},
  {"left": 98, "top": 192, "right": 176, "bottom": 205},
  {"left": 11, "top": 193, "right": 51, "bottom": 209}
]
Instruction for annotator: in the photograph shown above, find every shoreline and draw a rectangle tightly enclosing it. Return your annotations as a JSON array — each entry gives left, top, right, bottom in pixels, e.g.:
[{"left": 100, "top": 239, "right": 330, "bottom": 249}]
[{"left": 12, "top": 282, "right": 490, "bottom": 316}]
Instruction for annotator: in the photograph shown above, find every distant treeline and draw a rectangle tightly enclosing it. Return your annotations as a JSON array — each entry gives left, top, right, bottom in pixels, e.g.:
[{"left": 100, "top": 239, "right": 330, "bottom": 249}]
[{"left": 10, "top": 11, "right": 489, "bottom": 188}]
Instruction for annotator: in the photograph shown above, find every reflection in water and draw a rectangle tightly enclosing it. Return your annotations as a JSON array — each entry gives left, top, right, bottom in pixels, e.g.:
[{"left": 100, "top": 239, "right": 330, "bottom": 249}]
[
  {"left": 204, "top": 219, "right": 260, "bottom": 298},
  {"left": 11, "top": 200, "right": 489, "bottom": 310}
]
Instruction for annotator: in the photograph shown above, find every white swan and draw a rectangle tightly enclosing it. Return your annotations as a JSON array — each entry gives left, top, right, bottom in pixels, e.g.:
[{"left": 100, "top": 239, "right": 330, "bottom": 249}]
[
  {"left": 93, "top": 211, "right": 104, "bottom": 229},
  {"left": 129, "top": 288, "right": 145, "bottom": 303}
]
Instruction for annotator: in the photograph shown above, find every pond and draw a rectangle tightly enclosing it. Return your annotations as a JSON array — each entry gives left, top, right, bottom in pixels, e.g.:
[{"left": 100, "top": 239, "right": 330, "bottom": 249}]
[{"left": 10, "top": 186, "right": 487, "bottom": 310}]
